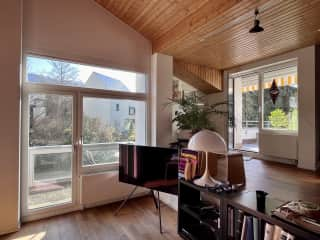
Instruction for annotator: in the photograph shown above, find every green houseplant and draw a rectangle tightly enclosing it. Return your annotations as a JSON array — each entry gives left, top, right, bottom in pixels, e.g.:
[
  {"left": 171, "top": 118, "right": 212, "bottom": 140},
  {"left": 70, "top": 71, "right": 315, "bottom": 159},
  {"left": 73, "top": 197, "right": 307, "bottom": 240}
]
[{"left": 169, "top": 92, "right": 228, "bottom": 138}]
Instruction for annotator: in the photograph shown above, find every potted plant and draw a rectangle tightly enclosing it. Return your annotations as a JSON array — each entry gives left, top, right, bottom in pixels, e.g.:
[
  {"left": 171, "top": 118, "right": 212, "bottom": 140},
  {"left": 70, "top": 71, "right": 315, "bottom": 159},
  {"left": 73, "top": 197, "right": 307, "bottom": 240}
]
[{"left": 168, "top": 92, "right": 228, "bottom": 139}]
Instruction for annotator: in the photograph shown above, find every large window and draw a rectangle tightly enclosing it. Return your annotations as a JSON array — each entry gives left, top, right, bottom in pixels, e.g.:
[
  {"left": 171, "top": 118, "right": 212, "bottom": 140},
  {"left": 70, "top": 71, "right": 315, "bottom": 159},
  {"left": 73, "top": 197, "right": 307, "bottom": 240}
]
[
  {"left": 26, "top": 55, "right": 146, "bottom": 93},
  {"left": 22, "top": 54, "right": 147, "bottom": 214}
]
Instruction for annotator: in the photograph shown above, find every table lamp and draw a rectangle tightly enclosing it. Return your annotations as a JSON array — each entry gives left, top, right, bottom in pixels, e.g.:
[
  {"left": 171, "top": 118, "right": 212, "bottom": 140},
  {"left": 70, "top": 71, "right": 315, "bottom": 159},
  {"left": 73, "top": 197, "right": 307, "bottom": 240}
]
[{"left": 187, "top": 130, "right": 227, "bottom": 187}]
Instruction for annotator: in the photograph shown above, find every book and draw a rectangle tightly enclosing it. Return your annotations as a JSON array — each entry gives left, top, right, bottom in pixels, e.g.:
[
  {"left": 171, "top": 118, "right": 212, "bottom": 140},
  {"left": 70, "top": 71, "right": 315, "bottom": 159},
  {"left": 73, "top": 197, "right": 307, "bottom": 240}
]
[
  {"left": 286, "top": 233, "right": 295, "bottom": 240},
  {"left": 228, "top": 207, "right": 235, "bottom": 238},
  {"left": 178, "top": 149, "right": 202, "bottom": 179},
  {"left": 279, "top": 229, "right": 288, "bottom": 240},
  {"left": 241, "top": 215, "right": 247, "bottom": 240},
  {"left": 253, "top": 217, "right": 258, "bottom": 240},
  {"left": 235, "top": 210, "right": 245, "bottom": 240},
  {"left": 272, "top": 226, "right": 282, "bottom": 240},
  {"left": 272, "top": 200, "right": 320, "bottom": 234},
  {"left": 264, "top": 223, "right": 274, "bottom": 240},
  {"left": 245, "top": 216, "right": 254, "bottom": 240}
]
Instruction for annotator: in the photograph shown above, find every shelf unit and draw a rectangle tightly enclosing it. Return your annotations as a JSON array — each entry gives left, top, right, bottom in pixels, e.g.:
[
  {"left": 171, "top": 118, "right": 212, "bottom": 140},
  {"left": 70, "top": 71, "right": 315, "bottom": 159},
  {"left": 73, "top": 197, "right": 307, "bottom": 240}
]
[{"left": 178, "top": 179, "right": 319, "bottom": 240}]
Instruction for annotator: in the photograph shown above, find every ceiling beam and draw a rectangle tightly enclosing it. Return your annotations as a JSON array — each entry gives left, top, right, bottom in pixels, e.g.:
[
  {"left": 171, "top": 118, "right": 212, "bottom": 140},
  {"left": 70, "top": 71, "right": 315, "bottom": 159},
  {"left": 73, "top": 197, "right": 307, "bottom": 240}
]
[{"left": 173, "top": 59, "right": 223, "bottom": 94}]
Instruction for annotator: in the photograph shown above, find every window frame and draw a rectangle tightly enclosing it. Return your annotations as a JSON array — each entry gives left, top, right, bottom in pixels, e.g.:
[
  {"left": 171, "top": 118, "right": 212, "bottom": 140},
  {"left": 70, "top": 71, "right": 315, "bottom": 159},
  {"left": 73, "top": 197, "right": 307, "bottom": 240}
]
[
  {"left": 22, "top": 53, "right": 149, "bottom": 175},
  {"left": 79, "top": 93, "right": 147, "bottom": 174},
  {"left": 229, "top": 59, "right": 298, "bottom": 136}
]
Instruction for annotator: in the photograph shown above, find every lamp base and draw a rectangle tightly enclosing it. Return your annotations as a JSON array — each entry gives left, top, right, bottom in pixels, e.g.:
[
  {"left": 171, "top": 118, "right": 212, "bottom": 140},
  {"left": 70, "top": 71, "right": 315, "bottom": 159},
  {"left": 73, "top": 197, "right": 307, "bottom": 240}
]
[{"left": 193, "top": 174, "right": 222, "bottom": 188}]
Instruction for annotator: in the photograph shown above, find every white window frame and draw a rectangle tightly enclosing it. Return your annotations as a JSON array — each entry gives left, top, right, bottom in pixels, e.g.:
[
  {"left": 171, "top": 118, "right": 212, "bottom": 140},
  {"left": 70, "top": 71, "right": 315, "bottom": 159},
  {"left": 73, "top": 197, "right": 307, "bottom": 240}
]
[
  {"left": 21, "top": 54, "right": 149, "bottom": 218},
  {"left": 229, "top": 59, "right": 298, "bottom": 136},
  {"left": 23, "top": 53, "right": 149, "bottom": 171}
]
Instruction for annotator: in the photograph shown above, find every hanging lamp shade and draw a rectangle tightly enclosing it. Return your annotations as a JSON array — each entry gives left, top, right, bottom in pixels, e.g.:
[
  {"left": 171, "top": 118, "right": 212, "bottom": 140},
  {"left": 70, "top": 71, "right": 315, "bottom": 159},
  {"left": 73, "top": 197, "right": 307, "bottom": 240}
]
[{"left": 249, "top": 8, "right": 264, "bottom": 33}]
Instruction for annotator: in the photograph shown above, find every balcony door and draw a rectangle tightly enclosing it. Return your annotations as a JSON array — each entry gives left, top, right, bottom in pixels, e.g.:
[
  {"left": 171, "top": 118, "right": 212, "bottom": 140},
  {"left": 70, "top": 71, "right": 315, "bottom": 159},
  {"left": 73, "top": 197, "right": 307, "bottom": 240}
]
[
  {"left": 228, "top": 60, "right": 298, "bottom": 153},
  {"left": 22, "top": 91, "right": 78, "bottom": 218}
]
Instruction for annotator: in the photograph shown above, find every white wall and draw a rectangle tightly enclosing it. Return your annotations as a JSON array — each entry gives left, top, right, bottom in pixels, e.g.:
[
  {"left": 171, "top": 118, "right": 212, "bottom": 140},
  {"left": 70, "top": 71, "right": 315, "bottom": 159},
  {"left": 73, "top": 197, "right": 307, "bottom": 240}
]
[
  {"left": 81, "top": 172, "right": 147, "bottom": 207},
  {"left": 221, "top": 45, "right": 316, "bottom": 170},
  {"left": 150, "top": 53, "right": 179, "bottom": 209},
  {"left": 23, "top": 0, "right": 151, "bottom": 74},
  {"left": 0, "top": 0, "right": 153, "bottom": 228},
  {"left": 205, "top": 79, "right": 229, "bottom": 140},
  {"left": 151, "top": 53, "right": 173, "bottom": 147},
  {"left": 0, "top": 0, "right": 21, "bottom": 235}
]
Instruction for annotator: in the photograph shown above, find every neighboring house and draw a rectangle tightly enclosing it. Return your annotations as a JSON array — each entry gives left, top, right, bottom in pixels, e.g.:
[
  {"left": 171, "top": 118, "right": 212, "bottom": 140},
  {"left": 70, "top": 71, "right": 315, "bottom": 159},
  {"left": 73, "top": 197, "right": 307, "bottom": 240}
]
[
  {"left": 84, "top": 72, "right": 135, "bottom": 130},
  {"left": 28, "top": 72, "right": 135, "bottom": 132}
]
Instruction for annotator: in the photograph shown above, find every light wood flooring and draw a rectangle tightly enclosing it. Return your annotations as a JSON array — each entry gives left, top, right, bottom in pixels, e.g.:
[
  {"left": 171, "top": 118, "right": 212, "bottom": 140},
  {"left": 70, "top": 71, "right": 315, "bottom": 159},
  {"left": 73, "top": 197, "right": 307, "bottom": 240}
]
[{"left": 2, "top": 159, "right": 320, "bottom": 240}]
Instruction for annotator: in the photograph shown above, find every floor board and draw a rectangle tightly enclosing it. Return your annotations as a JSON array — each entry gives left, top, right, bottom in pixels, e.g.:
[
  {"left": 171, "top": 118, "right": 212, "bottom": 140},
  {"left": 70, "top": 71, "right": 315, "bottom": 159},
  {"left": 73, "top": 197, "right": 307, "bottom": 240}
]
[{"left": 2, "top": 159, "right": 319, "bottom": 240}]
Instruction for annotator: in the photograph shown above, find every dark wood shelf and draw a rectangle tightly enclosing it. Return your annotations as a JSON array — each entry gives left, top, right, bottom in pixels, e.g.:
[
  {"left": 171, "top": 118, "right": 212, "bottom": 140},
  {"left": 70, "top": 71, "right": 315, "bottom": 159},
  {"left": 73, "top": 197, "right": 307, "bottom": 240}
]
[
  {"left": 180, "top": 204, "right": 219, "bottom": 231},
  {"left": 178, "top": 179, "right": 320, "bottom": 240}
]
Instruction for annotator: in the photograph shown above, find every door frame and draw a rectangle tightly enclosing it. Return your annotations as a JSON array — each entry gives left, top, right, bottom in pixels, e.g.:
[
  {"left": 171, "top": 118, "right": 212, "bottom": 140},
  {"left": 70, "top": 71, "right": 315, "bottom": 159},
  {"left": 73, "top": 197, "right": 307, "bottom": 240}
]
[
  {"left": 21, "top": 86, "right": 81, "bottom": 221},
  {"left": 228, "top": 59, "right": 298, "bottom": 152}
]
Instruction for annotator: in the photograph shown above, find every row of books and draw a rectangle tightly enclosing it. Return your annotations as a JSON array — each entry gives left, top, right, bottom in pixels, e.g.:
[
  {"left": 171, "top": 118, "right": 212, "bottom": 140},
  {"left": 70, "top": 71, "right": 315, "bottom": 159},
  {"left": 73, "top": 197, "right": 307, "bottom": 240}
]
[
  {"left": 227, "top": 208, "right": 296, "bottom": 240},
  {"left": 264, "top": 223, "right": 295, "bottom": 240},
  {"left": 228, "top": 208, "right": 259, "bottom": 240}
]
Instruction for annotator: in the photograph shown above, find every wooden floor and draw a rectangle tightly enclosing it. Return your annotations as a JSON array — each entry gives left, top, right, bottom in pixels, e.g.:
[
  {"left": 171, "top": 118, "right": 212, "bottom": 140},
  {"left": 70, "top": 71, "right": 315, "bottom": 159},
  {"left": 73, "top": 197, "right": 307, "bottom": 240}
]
[{"left": 2, "top": 159, "right": 320, "bottom": 240}]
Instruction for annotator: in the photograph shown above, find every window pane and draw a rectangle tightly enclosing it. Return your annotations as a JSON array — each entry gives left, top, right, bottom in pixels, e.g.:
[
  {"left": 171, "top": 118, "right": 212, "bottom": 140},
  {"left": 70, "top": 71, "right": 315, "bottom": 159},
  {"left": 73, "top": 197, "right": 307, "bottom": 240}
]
[
  {"left": 28, "top": 94, "right": 73, "bottom": 209},
  {"left": 82, "top": 97, "right": 146, "bottom": 166},
  {"left": 263, "top": 66, "right": 298, "bottom": 131},
  {"left": 26, "top": 55, "right": 146, "bottom": 93},
  {"left": 234, "top": 74, "right": 259, "bottom": 152}
]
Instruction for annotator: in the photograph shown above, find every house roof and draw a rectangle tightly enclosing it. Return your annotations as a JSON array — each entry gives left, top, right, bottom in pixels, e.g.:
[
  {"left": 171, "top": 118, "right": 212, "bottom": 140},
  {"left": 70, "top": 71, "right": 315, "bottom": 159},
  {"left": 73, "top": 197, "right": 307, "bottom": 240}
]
[{"left": 86, "top": 72, "right": 129, "bottom": 92}]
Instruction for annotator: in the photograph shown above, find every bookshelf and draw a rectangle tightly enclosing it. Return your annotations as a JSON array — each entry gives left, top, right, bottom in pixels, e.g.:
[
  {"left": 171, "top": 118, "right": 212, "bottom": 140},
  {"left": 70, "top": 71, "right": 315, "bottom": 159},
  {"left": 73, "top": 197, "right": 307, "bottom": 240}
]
[{"left": 178, "top": 179, "right": 319, "bottom": 240}]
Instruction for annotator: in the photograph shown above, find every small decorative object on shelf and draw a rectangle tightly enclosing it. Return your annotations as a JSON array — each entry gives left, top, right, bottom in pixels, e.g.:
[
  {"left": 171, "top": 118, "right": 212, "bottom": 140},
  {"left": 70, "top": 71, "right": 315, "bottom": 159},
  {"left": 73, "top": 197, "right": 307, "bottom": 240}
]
[
  {"left": 272, "top": 200, "right": 320, "bottom": 234},
  {"left": 256, "top": 190, "right": 268, "bottom": 212}
]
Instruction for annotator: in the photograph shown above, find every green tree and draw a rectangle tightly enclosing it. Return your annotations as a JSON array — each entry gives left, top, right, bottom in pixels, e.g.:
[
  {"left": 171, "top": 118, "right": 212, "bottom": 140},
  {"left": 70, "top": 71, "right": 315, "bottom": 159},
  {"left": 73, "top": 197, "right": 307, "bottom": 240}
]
[{"left": 268, "top": 108, "right": 289, "bottom": 128}]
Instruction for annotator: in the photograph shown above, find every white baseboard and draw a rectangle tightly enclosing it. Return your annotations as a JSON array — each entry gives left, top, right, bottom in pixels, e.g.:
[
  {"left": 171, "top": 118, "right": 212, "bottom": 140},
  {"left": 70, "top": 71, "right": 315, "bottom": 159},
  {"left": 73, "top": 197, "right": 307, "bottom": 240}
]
[{"left": 242, "top": 151, "right": 297, "bottom": 165}]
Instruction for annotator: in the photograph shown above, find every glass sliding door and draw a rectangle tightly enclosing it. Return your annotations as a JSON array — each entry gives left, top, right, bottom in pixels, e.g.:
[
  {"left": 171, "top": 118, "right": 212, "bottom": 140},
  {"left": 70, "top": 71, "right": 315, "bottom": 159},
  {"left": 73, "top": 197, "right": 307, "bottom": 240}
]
[
  {"left": 228, "top": 61, "right": 298, "bottom": 154},
  {"left": 25, "top": 93, "right": 74, "bottom": 210}
]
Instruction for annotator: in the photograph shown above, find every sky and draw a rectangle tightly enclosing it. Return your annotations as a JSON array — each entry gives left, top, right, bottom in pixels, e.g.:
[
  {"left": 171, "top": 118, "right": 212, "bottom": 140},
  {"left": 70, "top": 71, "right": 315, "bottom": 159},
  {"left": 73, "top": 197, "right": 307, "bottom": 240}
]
[{"left": 27, "top": 56, "right": 142, "bottom": 92}]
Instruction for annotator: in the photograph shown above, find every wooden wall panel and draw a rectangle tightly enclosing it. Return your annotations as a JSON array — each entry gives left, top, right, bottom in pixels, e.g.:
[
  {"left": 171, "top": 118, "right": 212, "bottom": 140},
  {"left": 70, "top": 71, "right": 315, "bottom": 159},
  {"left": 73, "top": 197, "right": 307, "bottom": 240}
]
[{"left": 173, "top": 59, "right": 223, "bottom": 94}]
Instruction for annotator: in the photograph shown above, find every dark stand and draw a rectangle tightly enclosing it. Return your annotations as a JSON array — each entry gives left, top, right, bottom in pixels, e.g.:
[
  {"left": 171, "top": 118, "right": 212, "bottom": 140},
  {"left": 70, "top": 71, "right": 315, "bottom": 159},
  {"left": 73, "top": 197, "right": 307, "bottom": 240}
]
[{"left": 114, "top": 186, "right": 163, "bottom": 234}]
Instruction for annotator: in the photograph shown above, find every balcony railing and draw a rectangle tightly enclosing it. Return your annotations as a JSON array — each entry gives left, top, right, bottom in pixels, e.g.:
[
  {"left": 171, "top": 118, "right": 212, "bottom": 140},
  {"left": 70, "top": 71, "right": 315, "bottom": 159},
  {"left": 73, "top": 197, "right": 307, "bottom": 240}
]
[{"left": 28, "top": 142, "right": 127, "bottom": 186}]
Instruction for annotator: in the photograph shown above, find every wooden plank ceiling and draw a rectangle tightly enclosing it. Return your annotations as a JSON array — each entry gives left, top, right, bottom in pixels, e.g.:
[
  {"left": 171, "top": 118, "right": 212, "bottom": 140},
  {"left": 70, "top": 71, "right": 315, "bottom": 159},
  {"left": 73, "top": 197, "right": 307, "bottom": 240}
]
[
  {"left": 95, "top": 0, "right": 320, "bottom": 92},
  {"left": 95, "top": 0, "right": 320, "bottom": 70}
]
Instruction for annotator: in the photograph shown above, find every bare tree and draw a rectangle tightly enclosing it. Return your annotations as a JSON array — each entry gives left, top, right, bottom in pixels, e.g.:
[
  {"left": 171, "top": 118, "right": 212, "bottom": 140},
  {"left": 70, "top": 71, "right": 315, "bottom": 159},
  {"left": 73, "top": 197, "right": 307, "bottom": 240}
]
[{"left": 48, "top": 60, "right": 79, "bottom": 83}]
